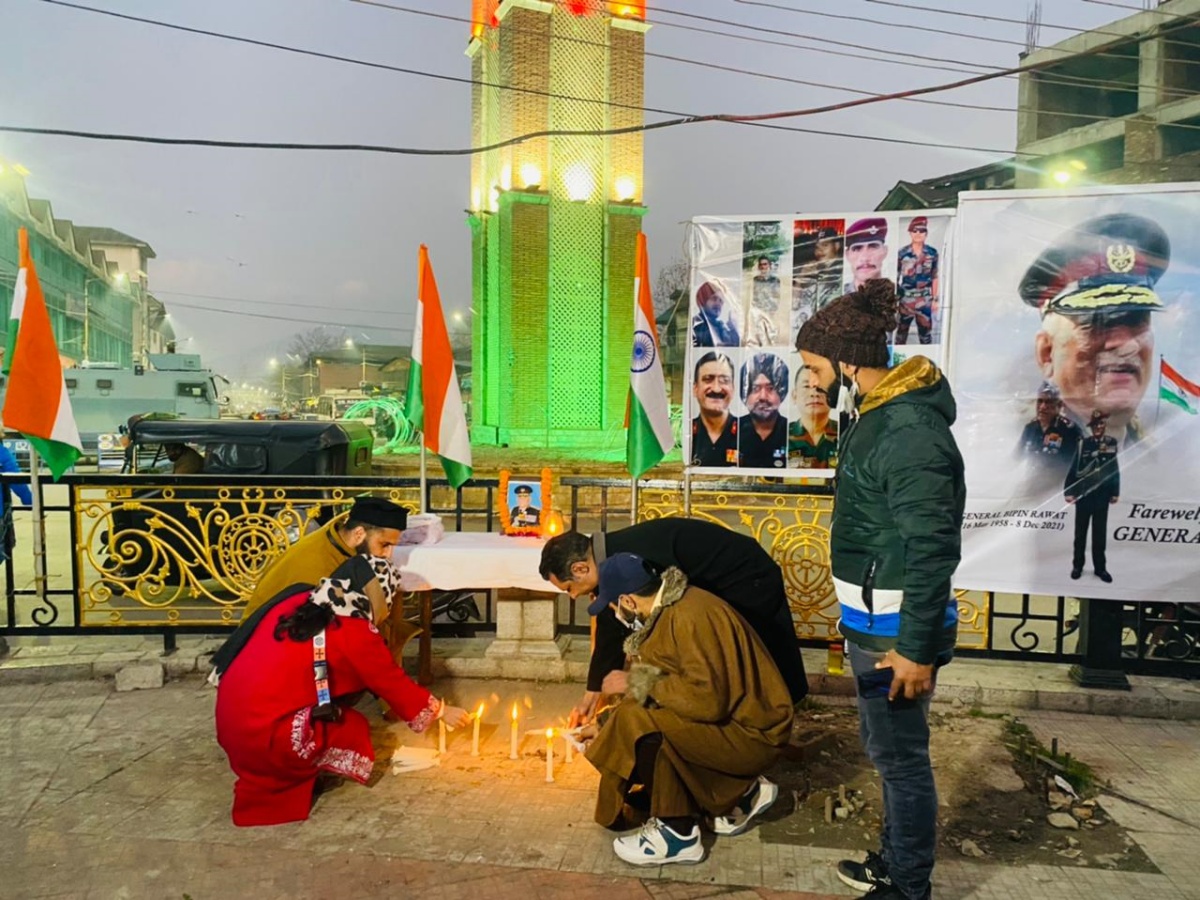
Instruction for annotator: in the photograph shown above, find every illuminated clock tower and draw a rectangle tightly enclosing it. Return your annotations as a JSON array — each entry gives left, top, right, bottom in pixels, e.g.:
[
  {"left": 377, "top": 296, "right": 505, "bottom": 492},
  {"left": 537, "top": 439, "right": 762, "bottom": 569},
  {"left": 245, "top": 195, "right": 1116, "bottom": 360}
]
[{"left": 466, "top": 0, "right": 649, "bottom": 449}]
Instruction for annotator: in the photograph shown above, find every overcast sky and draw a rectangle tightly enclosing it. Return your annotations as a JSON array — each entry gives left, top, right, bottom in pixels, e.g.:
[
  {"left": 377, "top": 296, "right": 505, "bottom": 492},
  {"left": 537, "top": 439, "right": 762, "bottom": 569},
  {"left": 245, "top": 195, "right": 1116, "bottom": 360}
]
[{"left": 1, "top": 0, "right": 1125, "bottom": 381}]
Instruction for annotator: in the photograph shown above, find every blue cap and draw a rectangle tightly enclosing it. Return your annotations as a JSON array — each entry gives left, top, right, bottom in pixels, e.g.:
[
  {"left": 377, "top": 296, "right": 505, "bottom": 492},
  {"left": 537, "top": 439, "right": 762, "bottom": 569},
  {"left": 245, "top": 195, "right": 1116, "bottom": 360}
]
[{"left": 588, "top": 552, "right": 658, "bottom": 617}]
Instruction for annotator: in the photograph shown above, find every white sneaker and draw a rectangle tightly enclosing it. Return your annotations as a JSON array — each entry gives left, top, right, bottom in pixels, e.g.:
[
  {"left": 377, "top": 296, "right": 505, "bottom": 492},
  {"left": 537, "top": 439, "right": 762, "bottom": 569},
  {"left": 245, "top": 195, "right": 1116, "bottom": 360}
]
[
  {"left": 712, "top": 776, "right": 778, "bottom": 836},
  {"left": 613, "top": 817, "right": 705, "bottom": 866}
]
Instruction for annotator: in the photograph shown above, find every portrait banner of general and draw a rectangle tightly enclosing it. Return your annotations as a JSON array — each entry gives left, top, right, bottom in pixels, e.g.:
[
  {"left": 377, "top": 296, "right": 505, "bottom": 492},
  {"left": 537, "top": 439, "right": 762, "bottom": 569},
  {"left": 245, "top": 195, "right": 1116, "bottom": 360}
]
[{"left": 947, "top": 185, "right": 1200, "bottom": 604}]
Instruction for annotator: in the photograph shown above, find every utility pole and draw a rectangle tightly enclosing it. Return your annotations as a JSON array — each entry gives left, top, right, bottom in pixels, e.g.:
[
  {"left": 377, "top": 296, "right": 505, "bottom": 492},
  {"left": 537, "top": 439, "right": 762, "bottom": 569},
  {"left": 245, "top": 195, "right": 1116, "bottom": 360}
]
[
  {"left": 82, "top": 283, "right": 90, "bottom": 365},
  {"left": 140, "top": 279, "right": 150, "bottom": 366}
]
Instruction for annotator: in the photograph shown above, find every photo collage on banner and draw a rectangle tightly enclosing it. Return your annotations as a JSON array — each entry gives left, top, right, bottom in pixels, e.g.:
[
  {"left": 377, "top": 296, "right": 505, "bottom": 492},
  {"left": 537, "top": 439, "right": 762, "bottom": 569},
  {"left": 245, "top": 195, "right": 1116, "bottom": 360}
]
[
  {"left": 687, "top": 210, "right": 954, "bottom": 478},
  {"left": 948, "top": 185, "right": 1200, "bottom": 603}
]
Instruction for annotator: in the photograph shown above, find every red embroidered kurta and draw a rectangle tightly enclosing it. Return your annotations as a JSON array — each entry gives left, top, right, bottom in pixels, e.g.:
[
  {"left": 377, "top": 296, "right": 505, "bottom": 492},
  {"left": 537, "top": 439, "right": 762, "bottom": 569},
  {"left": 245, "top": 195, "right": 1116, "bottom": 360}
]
[{"left": 215, "top": 591, "right": 438, "bottom": 827}]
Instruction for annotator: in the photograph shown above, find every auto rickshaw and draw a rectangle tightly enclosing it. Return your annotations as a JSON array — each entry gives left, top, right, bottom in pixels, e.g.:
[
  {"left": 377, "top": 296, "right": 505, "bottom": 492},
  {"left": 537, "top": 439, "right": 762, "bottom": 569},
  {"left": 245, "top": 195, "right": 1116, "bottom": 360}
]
[{"left": 102, "top": 417, "right": 375, "bottom": 588}]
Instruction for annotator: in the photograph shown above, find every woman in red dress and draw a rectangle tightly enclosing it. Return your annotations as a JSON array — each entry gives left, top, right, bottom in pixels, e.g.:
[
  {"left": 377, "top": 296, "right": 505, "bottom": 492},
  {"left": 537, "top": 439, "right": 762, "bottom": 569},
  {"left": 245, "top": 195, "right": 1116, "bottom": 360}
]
[{"left": 214, "top": 555, "right": 469, "bottom": 826}]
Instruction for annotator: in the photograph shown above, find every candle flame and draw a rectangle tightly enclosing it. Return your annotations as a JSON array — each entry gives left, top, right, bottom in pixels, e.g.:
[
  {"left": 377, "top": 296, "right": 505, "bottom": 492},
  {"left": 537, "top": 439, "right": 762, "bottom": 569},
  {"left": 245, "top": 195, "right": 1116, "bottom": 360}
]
[
  {"left": 511, "top": 702, "right": 519, "bottom": 721},
  {"left": 475, "top": 702, "right": 485, "bottom": 717},
  {"left": 545, "top": 727, "right": 554, "bottom": 739}
]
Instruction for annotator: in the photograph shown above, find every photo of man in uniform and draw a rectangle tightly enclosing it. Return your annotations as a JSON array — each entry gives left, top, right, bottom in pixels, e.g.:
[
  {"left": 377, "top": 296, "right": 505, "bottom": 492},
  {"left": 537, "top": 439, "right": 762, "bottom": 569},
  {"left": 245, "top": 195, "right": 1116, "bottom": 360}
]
[
  {"left": 895, "top": 216, "right": 939, "bottom": 346},
  {"left": 792, "top": 223, "right": 844, "bottom": 336},
  {"left": 1022, "top": 213, "right": 1168, "bottom": 447},
  {"left": 1016, "top": 382, "right": 1081, "bottom": 469},
  {"left": 692, "top": 280, "right": 741, "bottom": 348},
  {"left": 789, "top": 364, "right": 838, "bottom": 469},
  {"left": 690, "top": 352, "right": 739, "bottom": 467},
  {"left": 1065, "top": 411, "right": 1120, "bottom": 583},
  {"left": 747, "top": 256, "right": 782, "bottom": 348},
  {"left": 510, "top": 484, "right": 541, "bottom": 529},
  {"left": 843, "top": 218, "right": 889, "bottom": 295},
  {"left": 738, "top": 353, "right": 789, "bottom": 469},
  {"left": 752, "top": 256, "right": 780, "bottom": 308}
]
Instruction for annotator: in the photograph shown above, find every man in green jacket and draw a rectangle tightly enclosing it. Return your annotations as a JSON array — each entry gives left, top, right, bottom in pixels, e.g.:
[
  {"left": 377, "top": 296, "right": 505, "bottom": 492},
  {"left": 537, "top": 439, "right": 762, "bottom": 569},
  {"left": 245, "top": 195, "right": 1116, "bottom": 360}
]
[{"left": 795, "top": 278, "right": 965, "bottom": 900}]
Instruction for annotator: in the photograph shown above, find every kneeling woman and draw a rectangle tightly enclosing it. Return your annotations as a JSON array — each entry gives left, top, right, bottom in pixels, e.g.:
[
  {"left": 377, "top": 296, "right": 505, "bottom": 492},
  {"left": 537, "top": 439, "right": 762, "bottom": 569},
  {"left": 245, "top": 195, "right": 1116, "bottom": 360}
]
[{"left": 214, "top": 555, "right": 469, "bottom": 826}]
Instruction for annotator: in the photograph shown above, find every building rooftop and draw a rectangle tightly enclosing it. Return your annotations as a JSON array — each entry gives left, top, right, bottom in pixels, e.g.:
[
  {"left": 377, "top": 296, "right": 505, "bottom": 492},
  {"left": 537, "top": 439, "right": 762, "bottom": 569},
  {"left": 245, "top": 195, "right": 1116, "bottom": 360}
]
[{"left": 73, "top": 226, "right": 157, "bottom": 259}]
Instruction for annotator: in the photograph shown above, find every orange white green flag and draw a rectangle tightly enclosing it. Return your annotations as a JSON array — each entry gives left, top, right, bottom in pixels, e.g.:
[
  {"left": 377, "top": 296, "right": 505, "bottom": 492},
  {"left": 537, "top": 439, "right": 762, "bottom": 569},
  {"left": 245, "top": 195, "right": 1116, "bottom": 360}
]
[
  {"left": 626, "top": 233, "right": 674, "bottom": 479},
  {"left": 404, "top": 245, "right": 472, "bottom": 489},
  {"left": 1161, "top": 358, "right": 1199, "bottom": 415},
  {"left": 2, "top": 227, "right": 82, "bottom": 479}
]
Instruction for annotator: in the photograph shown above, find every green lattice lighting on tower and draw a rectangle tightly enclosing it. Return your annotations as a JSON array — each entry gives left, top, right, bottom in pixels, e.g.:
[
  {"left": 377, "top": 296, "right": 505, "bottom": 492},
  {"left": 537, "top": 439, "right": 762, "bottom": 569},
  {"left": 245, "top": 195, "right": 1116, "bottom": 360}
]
[{"left": 466, "top": 0, "right": 649, "bottom": 449}]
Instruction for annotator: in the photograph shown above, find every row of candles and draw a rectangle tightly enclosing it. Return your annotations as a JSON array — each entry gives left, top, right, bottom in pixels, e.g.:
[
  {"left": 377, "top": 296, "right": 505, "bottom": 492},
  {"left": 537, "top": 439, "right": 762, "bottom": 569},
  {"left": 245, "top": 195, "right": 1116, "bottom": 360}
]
[{"left": 438, "top": 701, "right": 575, "bottom": 782}]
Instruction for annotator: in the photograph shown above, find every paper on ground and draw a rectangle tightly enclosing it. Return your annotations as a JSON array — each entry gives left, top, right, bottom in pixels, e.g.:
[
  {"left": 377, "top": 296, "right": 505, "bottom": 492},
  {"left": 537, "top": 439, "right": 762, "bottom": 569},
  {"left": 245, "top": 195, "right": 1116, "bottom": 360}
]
[{"left": 391, "top": 745, "right": 442, "bottom": 775}]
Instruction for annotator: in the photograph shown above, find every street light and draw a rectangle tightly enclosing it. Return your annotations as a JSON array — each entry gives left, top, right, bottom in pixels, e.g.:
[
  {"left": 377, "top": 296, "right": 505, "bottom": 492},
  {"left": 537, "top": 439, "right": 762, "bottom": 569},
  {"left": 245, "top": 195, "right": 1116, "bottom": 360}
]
[
  {"left": 268, "top": 357, "right": 287, "bottom": 399},
  {"left": 344, "top": 338, "right": 369, "bottom": 387}
]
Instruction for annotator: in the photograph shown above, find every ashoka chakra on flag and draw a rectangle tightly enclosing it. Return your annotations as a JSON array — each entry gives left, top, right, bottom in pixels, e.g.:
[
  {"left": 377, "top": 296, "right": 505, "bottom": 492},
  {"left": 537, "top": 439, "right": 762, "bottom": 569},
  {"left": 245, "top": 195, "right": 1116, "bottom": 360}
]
[{"left": 631, "top": 330, "right": 656, "bottom": 373}]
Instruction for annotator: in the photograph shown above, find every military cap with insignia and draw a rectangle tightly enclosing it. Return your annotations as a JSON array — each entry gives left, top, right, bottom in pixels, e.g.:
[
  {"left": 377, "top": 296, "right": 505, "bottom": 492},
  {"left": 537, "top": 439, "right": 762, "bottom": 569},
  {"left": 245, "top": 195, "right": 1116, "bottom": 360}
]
[
  {"left": 1087, "top": 409, "right": 1110, "bottom": 429},
  {"left": 514, "top": 484, "right": 534, "bottom": 496},
  {"left": 1019, "top": 213, "right": 1170, "bottom": 316},
  {"left": 908, "top": 216, "right": 928, "bottom": 232},
  {"left": 845, "top": 217, "right": 888, "bottom": 247}
]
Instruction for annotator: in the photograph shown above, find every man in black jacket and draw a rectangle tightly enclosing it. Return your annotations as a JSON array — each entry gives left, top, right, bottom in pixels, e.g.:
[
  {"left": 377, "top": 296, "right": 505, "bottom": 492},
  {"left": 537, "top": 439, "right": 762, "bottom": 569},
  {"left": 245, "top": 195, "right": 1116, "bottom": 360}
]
[{"left": 539, "top": 518, "right": 808, "bottom": 724}]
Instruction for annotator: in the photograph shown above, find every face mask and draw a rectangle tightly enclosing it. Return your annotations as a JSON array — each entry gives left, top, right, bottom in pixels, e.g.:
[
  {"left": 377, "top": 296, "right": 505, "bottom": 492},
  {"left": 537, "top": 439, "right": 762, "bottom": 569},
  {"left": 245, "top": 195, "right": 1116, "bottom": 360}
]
[
  {"left": 823, "top": 363, "right": 858, "bottom": 418},
  {"left": 616, "top": 604, "right": 645, "bottom": 633}
]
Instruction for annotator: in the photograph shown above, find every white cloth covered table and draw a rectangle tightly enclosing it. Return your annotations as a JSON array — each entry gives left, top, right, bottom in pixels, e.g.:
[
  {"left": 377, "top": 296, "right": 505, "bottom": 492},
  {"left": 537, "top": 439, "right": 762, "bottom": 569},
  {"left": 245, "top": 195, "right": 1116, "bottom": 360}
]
[{"left": 391, "top": 532, "right": 554, "bottom": 593}]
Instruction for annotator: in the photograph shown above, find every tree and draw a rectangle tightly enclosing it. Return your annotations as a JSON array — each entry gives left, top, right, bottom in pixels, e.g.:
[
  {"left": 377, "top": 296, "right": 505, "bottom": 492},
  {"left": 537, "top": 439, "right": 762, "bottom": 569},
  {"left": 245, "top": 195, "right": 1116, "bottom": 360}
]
[
  {"left": 286, "top": 326, "right": 348, "bottom": 362},
  {"left": 654, "top": 256, "right": 689, "bottom": 320}
]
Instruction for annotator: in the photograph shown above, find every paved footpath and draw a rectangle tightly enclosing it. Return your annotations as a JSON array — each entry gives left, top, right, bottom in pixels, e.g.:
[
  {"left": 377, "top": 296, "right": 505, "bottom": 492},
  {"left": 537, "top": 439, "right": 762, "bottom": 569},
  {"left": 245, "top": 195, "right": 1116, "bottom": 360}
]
[{"left": 2, "top": 674, "right": 1199, "bottom": 900}]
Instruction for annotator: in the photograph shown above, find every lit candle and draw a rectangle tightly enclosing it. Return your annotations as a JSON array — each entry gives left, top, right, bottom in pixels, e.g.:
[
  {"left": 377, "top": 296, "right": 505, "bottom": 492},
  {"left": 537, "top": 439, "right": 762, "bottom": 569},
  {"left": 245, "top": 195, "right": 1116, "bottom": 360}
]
[
  {"left": 438, "top": 718, "right": 447, "bottom": 755},
  {"left": 545, "top": 728, "right": 555, "bottom": 783},
  {"left": 509, "top": 703, "right": 519, "bottom": 760},
  {"left": 471, "top": 702, "right": 484, "bottom": 757}
]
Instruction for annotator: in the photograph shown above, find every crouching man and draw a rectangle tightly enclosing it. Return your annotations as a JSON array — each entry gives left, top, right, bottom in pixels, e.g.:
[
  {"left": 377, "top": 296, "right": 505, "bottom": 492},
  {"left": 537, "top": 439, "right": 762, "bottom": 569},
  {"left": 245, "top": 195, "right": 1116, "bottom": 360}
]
[{"left": 583, "top": 553, "right": 794, "bottom": 866}]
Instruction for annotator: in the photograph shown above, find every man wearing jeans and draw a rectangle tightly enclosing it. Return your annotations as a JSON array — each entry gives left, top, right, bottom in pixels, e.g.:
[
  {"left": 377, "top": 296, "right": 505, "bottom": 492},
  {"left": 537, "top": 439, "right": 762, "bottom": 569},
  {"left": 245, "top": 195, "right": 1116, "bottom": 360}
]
[{"left": 796, "top": 277, "right": 965, "bottom": 900}]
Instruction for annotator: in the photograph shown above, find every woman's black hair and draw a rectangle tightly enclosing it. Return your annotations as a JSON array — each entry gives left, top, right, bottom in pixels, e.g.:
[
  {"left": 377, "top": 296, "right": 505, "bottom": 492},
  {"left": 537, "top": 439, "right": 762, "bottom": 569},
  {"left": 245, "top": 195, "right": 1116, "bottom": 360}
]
[{"left": 274, "top": 601, "right": 340, "bottom": 643}]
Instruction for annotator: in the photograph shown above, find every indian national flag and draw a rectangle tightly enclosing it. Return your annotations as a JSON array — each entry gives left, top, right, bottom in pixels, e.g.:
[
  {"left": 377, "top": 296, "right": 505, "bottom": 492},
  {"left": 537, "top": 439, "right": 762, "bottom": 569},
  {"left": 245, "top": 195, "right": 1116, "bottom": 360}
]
[
  {"left": 404, "top": 245, "right": 472, "bottom": 489},
  {"left": 2, "top": 228, "right": 82, "bottom": 479},
  {"left": 1161, "top": 358, "right": 1200, "bottom": 415},
  {"left": 626, "top": 233, "right": 674, "bottom": 479}
]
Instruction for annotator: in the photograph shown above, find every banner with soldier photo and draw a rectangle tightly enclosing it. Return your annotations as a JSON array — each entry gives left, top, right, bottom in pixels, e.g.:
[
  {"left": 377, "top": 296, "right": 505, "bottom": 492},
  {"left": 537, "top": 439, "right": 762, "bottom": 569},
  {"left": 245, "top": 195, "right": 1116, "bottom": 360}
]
[
  {"left": 686, "top": 210, "right": 955, "bottom": 478},
  {"left": 948, "top": 185, "right": 1200, "bottom": 603}
]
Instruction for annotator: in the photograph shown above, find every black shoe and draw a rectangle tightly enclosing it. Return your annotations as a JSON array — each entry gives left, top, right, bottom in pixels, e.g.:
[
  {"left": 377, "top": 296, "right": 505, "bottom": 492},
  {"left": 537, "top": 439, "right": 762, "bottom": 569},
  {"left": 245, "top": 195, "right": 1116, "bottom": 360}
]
[
  {"left": 1096, "top": 570, "right": 1113, "bottom": 583},
  {"left": 837, "top": 851, "right": 890, "bottom": 893},
  {"left": 1070, "top": 567, "right": 1082, "bottom": 580},
  {"left": 863, "top": 884, "right": 930, "bottom": 900}
]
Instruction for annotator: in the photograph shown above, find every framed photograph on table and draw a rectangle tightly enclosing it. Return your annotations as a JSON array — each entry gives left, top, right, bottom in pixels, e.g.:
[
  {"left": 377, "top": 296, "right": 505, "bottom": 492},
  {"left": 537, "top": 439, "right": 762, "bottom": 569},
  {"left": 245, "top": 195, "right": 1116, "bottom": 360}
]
[{"left": 499, "top": 468, "right": 553, "bottom": 536}]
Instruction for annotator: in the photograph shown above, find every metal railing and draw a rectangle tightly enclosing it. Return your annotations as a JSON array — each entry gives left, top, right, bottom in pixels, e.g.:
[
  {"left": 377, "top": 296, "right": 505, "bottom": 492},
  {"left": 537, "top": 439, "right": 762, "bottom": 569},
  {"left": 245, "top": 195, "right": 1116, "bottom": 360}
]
[{"left": 0, "top": 472, "right": 1194, "bottom": 678}]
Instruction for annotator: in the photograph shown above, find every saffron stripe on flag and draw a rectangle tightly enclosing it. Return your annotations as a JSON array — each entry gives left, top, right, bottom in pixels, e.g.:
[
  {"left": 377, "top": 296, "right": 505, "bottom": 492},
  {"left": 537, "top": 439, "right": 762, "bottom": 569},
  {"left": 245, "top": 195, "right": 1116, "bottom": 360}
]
[
  {"left": 2, "top": 228, "right": 83, "bottom": 480},
  {"left": 1162, "top": 358, "right": 1200, "bottom": 398}
]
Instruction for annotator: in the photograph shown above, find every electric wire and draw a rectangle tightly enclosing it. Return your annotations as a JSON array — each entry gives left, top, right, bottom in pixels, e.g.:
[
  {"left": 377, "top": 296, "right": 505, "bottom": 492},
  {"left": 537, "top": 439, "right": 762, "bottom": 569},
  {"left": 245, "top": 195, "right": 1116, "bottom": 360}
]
[{"left": 867, "top": 0, "right": 1197, "bottom": 41}]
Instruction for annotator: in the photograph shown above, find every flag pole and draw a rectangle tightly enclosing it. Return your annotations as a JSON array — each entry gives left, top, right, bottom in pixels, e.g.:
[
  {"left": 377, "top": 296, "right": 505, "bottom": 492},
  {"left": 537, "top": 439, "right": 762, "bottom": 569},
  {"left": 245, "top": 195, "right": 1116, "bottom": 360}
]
[
  {"left": 1154, "top": 354, "right": 1163, "bottom": 430},
  {"left": 419, "top": 442, "right": 427, "bottom": 515},
  {"left": 27, "top": 447, "right": 47, "bottom": 608},
  {"left": 630, "top": 475, "right": 638, "bottom": 526}
]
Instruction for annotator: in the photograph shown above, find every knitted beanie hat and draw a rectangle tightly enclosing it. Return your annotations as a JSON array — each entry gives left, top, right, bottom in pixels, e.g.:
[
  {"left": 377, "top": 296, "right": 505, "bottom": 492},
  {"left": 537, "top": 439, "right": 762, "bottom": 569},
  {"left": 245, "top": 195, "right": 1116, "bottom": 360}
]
[{"left": 795, "top": 278, "right": 899, "bottom": 367}]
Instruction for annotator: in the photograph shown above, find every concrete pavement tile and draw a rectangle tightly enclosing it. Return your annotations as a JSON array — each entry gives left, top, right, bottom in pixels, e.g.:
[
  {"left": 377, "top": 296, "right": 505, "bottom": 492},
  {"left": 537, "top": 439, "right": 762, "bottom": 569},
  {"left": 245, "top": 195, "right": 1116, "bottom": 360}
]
[
  {"left": 19, "top": 788, "right": 141, "bottom": 835},
  {"left": 0, "top": 660, "right": 95, "bottom": 683}
]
